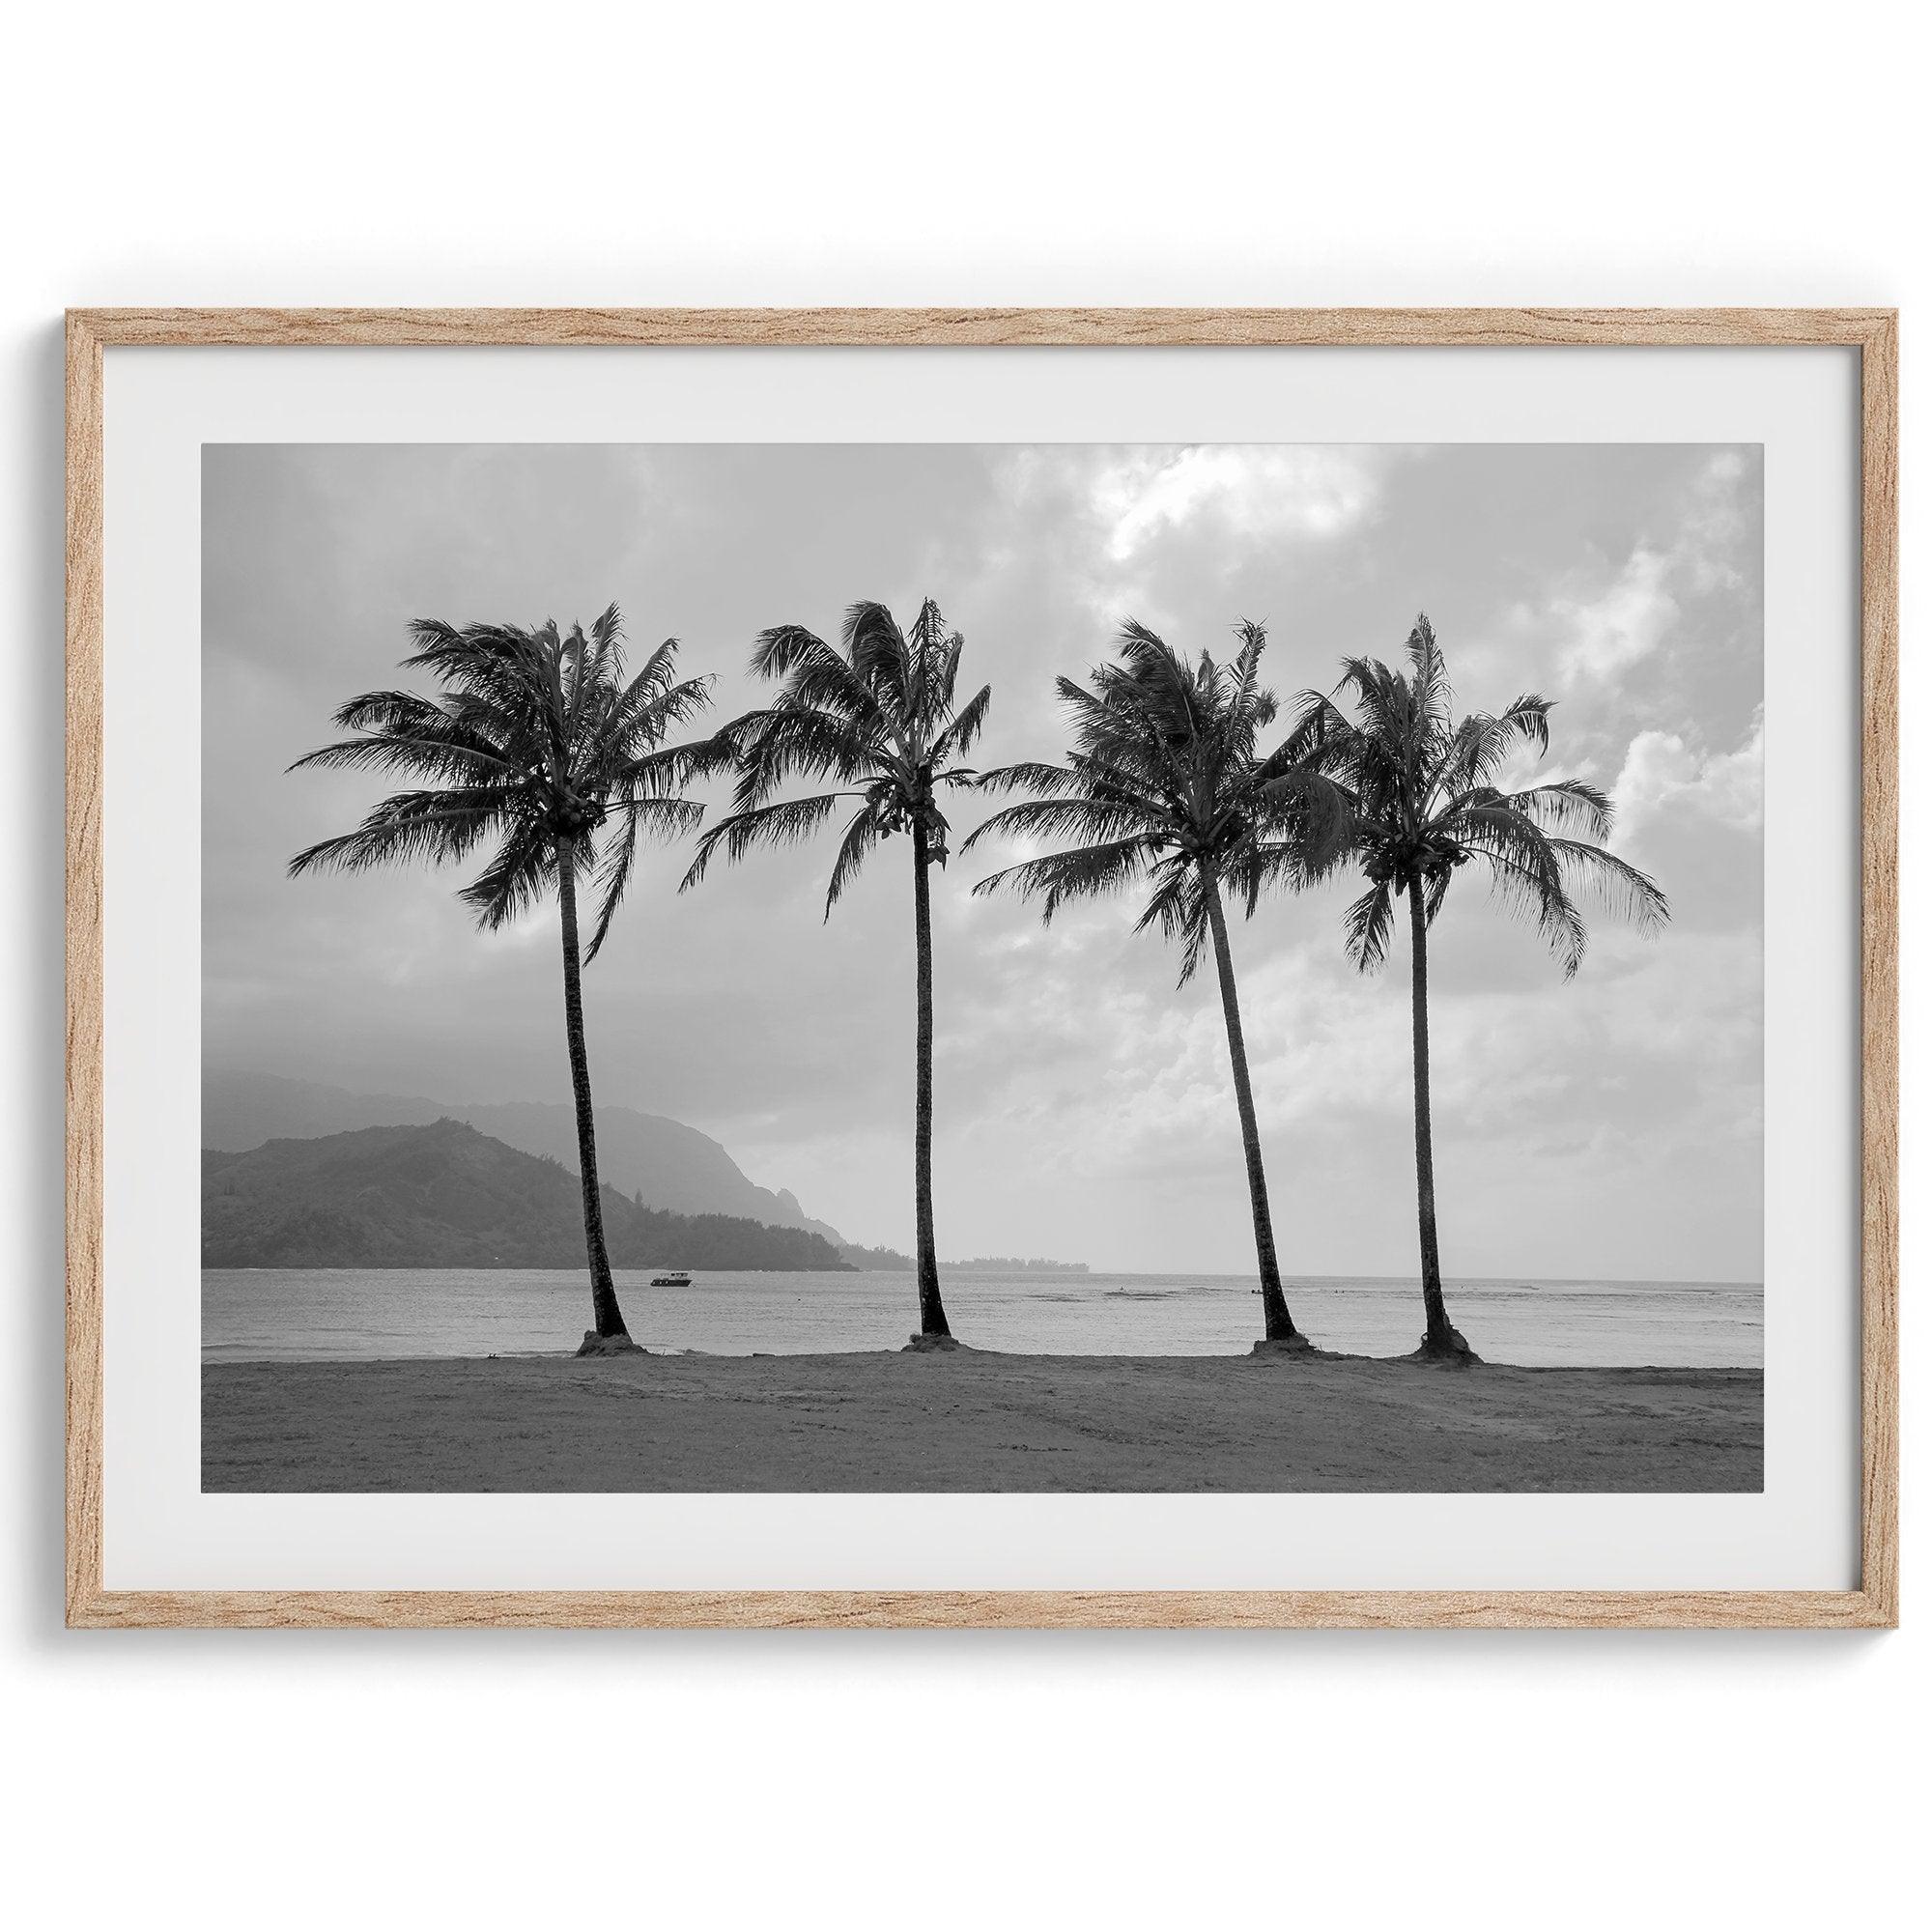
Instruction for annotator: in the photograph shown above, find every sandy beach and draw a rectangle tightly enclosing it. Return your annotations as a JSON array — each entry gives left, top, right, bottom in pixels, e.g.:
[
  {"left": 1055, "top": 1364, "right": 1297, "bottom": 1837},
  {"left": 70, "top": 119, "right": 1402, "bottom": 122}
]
[{"left": 202, "top": 1350, "right": 1762, "bottom": 1492}]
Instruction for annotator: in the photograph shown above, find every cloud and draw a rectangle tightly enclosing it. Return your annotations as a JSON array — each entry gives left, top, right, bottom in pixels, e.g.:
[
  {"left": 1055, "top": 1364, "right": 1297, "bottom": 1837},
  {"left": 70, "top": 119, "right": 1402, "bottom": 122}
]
[
  {"left": 1612, "top": 707, "right": 1764, "bottom": 838},
  {"left": 1086, "top": 446, "right": 1389, "bottom": 562},
  {"left": 1517, "top": 447, "right": 1755, "bottom": 688},
  {"left": 1547, "top": 543, "right": 1681, "bottom": 683},
  {"left": 1676, "top": 448, "right": 1749, "bottom": 593},
  {"left": 989, "top": 445, "right": 1400, "bottom": 639}
]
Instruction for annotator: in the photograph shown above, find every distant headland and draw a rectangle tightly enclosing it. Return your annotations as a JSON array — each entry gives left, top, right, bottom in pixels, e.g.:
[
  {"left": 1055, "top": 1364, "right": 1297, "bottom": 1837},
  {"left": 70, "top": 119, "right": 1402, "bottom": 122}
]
[{"left": 838, "top": 1242, "right": 1089, "bottom": 1274}]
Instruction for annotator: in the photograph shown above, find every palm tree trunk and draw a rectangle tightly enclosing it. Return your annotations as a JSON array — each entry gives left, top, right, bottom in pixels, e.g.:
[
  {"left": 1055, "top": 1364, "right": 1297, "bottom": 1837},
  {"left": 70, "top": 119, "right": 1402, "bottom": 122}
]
[
  {"left": 1204, "top": 873, "right": 1300, "bottom": 1345},
  {"left": 1406, "top": 880, "right": 1470, "bottom": 1360},
  {"left": 908, "top": 823, "right": 954, "bottom": 1340},
  {"left": 556, "top": 836, "right": 632, "bottom": 1345},
  {"left": 909, "top": 823, "right": 954, "bottom": 1339}
]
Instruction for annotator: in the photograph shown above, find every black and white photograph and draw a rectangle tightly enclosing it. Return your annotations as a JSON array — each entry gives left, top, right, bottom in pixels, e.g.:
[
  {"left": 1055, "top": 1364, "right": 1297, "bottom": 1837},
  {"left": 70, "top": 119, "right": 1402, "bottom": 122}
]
[{"left": 200, "top": 440, "right": 1765, "bottom": 1494}]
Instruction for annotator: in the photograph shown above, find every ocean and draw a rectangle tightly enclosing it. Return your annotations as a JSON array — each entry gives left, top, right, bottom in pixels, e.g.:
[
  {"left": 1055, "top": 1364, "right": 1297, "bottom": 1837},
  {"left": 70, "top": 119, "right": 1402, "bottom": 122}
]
[{"left": 202, "top": 1267, "right": 1763, "bottom": 1369}]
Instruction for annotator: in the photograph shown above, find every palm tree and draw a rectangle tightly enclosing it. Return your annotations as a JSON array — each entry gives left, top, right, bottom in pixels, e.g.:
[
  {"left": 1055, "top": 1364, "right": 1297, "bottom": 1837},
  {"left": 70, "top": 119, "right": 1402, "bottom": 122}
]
[
  {"left": 966, "top": 621, "right": 1346, "bottom": 1351},
  {"left": 1286, "top": 614, "right": 1670, "bottom": 1362},
  {"left": 681, "top": 598, "right": 990, "bottom": 1348},
  {"left": 288, "top": 608, "right": 724, "bottom": 1354}
]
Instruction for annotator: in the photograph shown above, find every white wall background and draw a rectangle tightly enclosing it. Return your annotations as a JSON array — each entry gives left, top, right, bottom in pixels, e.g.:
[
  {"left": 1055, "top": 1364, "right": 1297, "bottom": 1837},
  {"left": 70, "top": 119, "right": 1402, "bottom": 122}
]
[{"left": 2, "top": 4, "right": 1919, "bottom": 1926}]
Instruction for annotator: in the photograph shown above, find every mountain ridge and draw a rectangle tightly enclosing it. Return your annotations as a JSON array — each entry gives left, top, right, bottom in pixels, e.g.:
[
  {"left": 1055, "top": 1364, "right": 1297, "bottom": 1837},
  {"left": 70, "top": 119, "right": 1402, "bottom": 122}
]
[
  {"left": 204, "top": 1069, "right": 847, "bottom": 1246},
  {"left": 202, "top": 1119, "right": 855, "bottom": 1271}
]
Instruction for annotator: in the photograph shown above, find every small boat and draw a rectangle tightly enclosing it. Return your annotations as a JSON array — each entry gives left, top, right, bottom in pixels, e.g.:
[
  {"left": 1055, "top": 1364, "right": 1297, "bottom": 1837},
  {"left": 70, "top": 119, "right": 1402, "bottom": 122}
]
[{"left": 651, "top": 1269, "right": 693, "bottom": 1288}]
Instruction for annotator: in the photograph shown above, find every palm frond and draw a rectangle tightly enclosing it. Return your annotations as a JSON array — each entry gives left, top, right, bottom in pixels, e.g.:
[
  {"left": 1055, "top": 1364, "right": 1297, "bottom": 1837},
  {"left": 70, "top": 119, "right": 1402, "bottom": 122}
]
[
  {"left": 288, "top": 789, "right": 510, "bottom": 879},
  {"left": 824, "top": 801, "right": 887, "bottom": 916},
  {"left": 968, "top": 760, "right": 1086, "bottom": 804},
  {"left": 679, "top": 791, "right": 849, "bottom": 893},
  {"left": 751, "top": 625, "right": 887, "bottom": 733},
  {"left": 842, "top": 600, "right": 913, "bottom": 711},
  {"left": 1280, "top": 688, "right": 1356, "bottom": 766},
  {"left": 1468, "top": 845, "right": 1590, "bottom": 975},
  {"left": 1404, "top": 612, "right": 1451, "bottom": 731},
  {"left": 1246, "top": 761, "right": 1356, "bottom": 879},
  {"left": 1130, "top": 860, "right": 1214, "bottom": 984},
  {"left": 601, "top": 637, "right": 684, "bottom": 740},
  {"left": 930, "top": 683, "right": 992, "bottom": 765},
  {"left": 1501, "top": 778, "right": 1613, "bottom": 839},
  {"left": 965, "top": 794, "right": 1155, "bottom": 852},
  {"left": 287, "top": 732, "right": 523, "bottom": 786},
  {"left": 908, "top": 598, "right": 965, "bottom": 729},
  {"left": 727, "top": 704, "right": 877, "bottom": 809},
  {"left": 1342, "top": 879, "right": 1398, "bottom": 972},
  {"left": 459, "top": 820, "right": 556, "bottom": 932},
  {"left": 971, "top": 835, "right": 1158, "bottom": 920},
  {"left": 1544, "top": 839, "right": 1669, "bottom": 938},
  {"left": 1434, "top": 694, "right": 1553, "bottom": 797},
  {"left": 611, "top": 716, "right": 740, "bottom": 797},
  {"left": 583, "top": 796, "right": 707, "bottom": 962}
]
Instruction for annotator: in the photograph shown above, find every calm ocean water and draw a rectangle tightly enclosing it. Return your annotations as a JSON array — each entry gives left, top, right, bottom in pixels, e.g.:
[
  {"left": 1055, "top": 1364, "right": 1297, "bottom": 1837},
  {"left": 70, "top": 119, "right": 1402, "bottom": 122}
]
[{"left": 202, "top": 1267, "right": 1762, "bottom": 1369}]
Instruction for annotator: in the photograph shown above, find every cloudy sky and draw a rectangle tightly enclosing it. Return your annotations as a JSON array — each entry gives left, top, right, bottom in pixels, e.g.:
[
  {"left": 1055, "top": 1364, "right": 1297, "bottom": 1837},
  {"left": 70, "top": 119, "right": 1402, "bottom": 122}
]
[{"left": 203, "top": 441, "right": 1763, "bottom": 1282}]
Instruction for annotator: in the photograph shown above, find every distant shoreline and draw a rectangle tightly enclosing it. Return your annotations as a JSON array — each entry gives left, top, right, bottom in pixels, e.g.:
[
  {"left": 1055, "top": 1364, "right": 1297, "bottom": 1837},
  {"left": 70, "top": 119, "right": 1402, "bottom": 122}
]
[
  {"left": 202, "top": 1352, "right": 1764, "bottom": 1494},
  {"left": 202, "top": 1264, "right": 1762, "bottom": 1287}
]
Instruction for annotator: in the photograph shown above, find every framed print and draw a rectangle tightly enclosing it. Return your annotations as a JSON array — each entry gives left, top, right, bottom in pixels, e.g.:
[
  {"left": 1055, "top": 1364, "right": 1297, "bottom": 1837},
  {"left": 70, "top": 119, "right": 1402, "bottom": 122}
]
[{"left": 65, "top": 307, "right": 1897, "bottom": 1629}]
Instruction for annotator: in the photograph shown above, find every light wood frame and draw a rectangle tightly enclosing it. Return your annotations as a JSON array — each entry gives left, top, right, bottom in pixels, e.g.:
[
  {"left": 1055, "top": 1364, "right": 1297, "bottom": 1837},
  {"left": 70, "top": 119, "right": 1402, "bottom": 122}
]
[{"left": 65, "top": 307, "right": 1899, "bottom": 1631}]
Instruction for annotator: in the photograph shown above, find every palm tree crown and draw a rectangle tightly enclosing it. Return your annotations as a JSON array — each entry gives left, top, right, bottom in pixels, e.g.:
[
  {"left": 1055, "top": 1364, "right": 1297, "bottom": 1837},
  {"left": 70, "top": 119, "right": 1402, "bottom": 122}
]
[
  {"left": 967, "top": 620, "right": 1346, "bottom": 1348},
  {"left": 965, "top": 620, "right": 1346, "bottom": 980},
  {"left": 1285, "top": 614, "right": 1667, "bottom": 976},
  {"left": 290, "top": 608, "right": 724, "bottom": 954},
  {"left": 681, "top": 597, "right": 991, "bottom": 907}
]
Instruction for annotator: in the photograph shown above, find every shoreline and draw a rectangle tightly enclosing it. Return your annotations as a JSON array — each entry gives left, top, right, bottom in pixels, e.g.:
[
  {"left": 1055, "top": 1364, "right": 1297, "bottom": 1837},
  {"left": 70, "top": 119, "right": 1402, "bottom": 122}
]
[{"left": 203, "top": 1350, "right": 1764, "bottom": 1493}]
